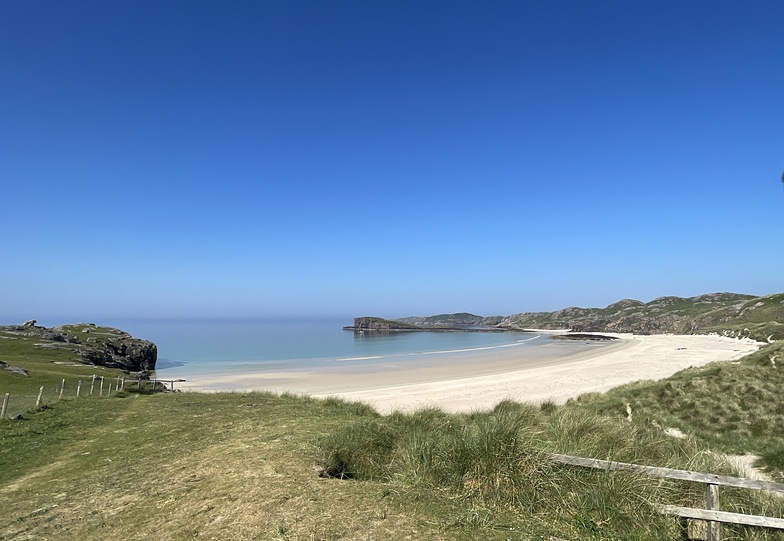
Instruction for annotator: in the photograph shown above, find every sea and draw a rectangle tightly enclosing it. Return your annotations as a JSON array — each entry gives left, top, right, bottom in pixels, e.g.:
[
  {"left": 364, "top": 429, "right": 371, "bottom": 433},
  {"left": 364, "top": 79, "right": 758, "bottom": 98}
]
[{"left": 96, "top": 317, "right": 561, "bottom": 379}]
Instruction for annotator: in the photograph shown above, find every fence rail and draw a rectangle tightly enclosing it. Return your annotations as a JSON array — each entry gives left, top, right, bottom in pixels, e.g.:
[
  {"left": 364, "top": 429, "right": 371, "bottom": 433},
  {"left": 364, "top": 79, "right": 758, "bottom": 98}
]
[
  {"left": 0, "top": 376, "right": 185, "bottom": 420},
  {"left": 548, "top": 453, "right": 784, "bottom": 540}
]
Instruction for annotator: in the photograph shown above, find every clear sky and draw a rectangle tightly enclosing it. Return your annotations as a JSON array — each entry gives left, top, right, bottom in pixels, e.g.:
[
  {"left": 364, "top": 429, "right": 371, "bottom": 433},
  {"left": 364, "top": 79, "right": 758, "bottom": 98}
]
[{"left": 2, "top": 1, "right": 783, "bottom": 321}]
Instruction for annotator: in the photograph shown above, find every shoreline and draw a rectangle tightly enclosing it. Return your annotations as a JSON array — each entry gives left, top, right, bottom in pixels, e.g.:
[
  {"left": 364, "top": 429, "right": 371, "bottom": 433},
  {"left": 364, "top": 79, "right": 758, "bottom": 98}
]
[{"left": 175, "top": 332, "right": 762, "bottom": 413}]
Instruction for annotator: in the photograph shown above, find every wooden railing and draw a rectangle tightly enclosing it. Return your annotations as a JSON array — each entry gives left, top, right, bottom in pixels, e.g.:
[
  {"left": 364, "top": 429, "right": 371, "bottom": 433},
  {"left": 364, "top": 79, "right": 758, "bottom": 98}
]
[{"left": 549, "top": 453, "right": 784, "bottom": 540}]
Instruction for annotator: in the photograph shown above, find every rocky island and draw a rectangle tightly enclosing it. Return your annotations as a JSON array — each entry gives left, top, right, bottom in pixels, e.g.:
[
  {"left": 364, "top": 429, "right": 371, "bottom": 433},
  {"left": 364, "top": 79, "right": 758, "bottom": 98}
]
[{"left": 344, "top": 315, "right": 516, "bottom": 333}]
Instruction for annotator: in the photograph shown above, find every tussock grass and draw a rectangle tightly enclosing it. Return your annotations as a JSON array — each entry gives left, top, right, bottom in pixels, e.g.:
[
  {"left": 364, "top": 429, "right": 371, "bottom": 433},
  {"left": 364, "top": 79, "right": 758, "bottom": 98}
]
[
  {"left": 316, "top": 399, "right": 784, "bottom": 539},
  {"left": 571, "top": 342, "right": 784, "bottom": 479}
]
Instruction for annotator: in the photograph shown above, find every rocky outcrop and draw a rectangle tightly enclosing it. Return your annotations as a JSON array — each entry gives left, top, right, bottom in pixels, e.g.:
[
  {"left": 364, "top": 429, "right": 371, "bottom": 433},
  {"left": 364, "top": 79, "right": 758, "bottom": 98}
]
[
  {"left": 0, "top": 321, "right": 157, "bottom": 372},
  {"left": 346, "top": 317, "right": 418, "bottom": 331},
  {"left": 77, "top": 337, "right": 157, "bottom": 371},
  {"left": 0, "top": 361, "right": 29, "bottom": 376}
]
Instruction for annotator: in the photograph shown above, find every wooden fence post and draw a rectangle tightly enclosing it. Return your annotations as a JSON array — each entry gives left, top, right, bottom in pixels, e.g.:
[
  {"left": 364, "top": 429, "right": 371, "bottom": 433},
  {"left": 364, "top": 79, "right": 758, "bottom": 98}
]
[
  {"left": 90, "top": 374, "right": 96, "bottom": 395},
  {"left": 170, "top": 380, "right": 174, "bottom": 392},
  {"left": 707, "top": 483, "right": 721, "bottom": 541},
  {"left": 99, "top": 377, "right": 104, "bottom": 397},
  {"left": 35, "top": 386, "right": 44, "bottom": 408},
  {"left": 59, "top": 378, "right": 66, "bottom": 399},
  {"left": 152, "top": 377, "right": 157, "bottom": 392},
  {"left": 1, "top": 393, "right": 9, "bottom": 419},
  {"left": 77, "top": 380, "right": 82, "bottom": 397}
]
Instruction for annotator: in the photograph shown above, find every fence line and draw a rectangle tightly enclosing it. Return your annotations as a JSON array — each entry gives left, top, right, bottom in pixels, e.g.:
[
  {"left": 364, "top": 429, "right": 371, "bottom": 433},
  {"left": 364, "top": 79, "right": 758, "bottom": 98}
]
[
  {"left": 548, "top": 453, "right": 784, "bottom": 540},
  {"left": 0, "top": 376, "right": 185, "bottom": 420}
]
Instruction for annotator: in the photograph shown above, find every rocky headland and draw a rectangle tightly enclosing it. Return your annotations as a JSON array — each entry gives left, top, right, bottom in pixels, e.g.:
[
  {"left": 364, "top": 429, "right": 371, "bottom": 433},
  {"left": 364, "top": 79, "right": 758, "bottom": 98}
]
[
  {"left": 0, "top": 320, "right": 157, "bottom": 372},
  {"left": 344, "top": 316, "right": 511, "bottom": 333}
]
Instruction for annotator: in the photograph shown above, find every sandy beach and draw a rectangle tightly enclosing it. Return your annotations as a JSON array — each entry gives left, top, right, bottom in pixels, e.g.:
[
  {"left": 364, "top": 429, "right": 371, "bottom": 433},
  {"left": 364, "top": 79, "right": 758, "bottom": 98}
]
[{"left": 177, "top": 332, "right": 762, "bottom": 413}]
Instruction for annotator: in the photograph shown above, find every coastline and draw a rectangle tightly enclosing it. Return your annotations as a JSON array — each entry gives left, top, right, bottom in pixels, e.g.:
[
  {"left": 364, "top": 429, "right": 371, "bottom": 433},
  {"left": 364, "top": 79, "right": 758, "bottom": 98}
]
[{"left": 176, "top": 332, "right": 762, "bottom": 413}]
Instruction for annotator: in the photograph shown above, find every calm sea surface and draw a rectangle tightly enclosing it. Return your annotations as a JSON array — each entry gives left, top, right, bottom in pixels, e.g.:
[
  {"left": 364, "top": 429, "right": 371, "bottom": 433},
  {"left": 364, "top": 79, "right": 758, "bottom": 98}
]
[{"left": 100, "top": 318, "right": 551, "bottom": 377}]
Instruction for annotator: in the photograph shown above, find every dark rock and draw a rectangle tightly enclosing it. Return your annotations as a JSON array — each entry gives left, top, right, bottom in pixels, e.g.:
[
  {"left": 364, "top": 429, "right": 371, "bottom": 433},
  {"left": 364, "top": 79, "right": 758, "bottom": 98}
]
[
  {"left": 552, "top": 333, "right": 619, "bottom": 341},
  {"left": 0, "top": 361, "right": 29, "bottom": 376},
  {"left": 78, "top": 338, "right": 157, "bottom": 371},
  {"left": 349, "top": 317, "right": 418, "bottom": 331}
]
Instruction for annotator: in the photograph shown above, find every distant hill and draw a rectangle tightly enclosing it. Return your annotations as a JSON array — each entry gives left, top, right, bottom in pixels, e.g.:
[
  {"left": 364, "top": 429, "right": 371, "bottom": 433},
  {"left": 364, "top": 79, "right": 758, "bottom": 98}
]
[
  {"left": 358, "top": 292, "right": 784, "bottom": 341},
  {"left": 499, "top": 292, "right": 784, "bottom": 341},
  {"left": 396, "top": 312, "right": 505, "bottom": 328}
]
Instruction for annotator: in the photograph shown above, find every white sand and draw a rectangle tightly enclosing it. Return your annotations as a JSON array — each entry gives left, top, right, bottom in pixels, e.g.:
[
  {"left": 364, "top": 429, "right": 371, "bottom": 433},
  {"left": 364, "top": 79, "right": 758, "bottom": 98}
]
[
  {"left": 314, "top": 333, "right": 761, "bottom": 413},
  {"left": 178, "top": 332, "right": 762, "bottom": 414}
]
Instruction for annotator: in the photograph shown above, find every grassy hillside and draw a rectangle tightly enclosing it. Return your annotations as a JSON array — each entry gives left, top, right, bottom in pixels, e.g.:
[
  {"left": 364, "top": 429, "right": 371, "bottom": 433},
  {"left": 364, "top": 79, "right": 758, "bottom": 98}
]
[
  {"left": 0, "top": 326, "right": 130, "bottom": 391},
  {"left": 0, "top": 324, "right": 142, "bottom": 417},
  {"left": 397, "top": 313, "right": 505, "bottom": 328},
  {"left": 502, "top": 292, "right": 784, "bottom": 341}
]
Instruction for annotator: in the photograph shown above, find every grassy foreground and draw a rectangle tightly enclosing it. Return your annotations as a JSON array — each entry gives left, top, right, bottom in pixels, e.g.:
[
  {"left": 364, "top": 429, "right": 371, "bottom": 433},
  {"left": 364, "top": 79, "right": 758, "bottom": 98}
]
[
  {"left": 2, "top": 340, "right": 784, "bottom": 539},
  {"left": 2, "top": 392, "right": 490, "bottom": 541}
]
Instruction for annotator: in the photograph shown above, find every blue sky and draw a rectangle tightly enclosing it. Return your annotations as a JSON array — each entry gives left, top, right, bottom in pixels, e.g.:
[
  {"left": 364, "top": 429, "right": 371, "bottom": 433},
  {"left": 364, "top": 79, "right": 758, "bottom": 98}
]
[{"left": 2, "top": 1, "right": 782, "bottom": 321}]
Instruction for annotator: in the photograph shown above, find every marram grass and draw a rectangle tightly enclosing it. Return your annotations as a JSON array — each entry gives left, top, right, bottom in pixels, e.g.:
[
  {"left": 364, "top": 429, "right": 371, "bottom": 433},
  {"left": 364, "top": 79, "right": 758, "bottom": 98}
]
[
  {"left": 571, "top": 342, "right": 784, "bottom": 479},
  {"left": 317, "top": 400, "right": 784, "bottom": 540}
]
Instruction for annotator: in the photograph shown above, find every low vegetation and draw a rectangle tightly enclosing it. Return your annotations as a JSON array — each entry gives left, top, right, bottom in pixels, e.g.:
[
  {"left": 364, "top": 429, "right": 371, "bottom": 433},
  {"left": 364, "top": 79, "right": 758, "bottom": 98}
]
[
  {"left": 317, "top": 400, "right": 784, "bottom": 539},
  {"left": 570, "top": 342, "right": 784, "bottom": 480}
]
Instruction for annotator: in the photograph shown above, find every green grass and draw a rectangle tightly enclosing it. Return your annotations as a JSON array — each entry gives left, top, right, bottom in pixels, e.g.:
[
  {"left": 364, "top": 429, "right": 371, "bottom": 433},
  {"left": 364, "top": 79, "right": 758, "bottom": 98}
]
[
  {"left": 0, "top": 326, "right": 129, "bottom": 394},
  {"left": 316, "top": 400, "right": 784, "bottom": 540},
  {"left": 0, "top": 325, "right": 152, "bottom": 418},
  {"left": 1, "top": 392, "right": 540, "bottom": 541}
]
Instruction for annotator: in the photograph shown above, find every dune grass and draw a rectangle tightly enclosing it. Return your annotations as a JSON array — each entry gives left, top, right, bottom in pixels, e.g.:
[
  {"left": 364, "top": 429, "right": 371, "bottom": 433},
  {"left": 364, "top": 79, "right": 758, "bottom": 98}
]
[
  {"left": 569, "top": 342, "right": 784, "bottom": 479},
  {"left": 317, "top": 398, "right": 784, "bottom": 540}
]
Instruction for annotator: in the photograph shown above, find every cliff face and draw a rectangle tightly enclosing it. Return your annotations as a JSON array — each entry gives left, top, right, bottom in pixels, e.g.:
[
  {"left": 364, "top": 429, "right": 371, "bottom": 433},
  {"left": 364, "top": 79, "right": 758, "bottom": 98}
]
[
  {"left": 2, "top": 320, "right": 157, "bottom": 372},
  {"left": 349, "top": 317, "right": 418, "bottom": 331}
]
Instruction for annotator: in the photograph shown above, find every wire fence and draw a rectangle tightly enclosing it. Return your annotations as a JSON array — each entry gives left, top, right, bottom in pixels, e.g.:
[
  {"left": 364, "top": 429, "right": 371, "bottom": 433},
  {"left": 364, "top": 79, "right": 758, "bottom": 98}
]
[{"left": 0, "top": 376, "right": 182, "bottom": 420}]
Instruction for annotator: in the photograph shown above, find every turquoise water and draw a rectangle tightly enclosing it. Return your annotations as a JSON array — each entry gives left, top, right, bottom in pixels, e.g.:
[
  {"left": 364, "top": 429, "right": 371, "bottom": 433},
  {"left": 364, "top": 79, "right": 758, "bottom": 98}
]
[{"left": 102, "top": 318, "right": 546, "bottom": 377}]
